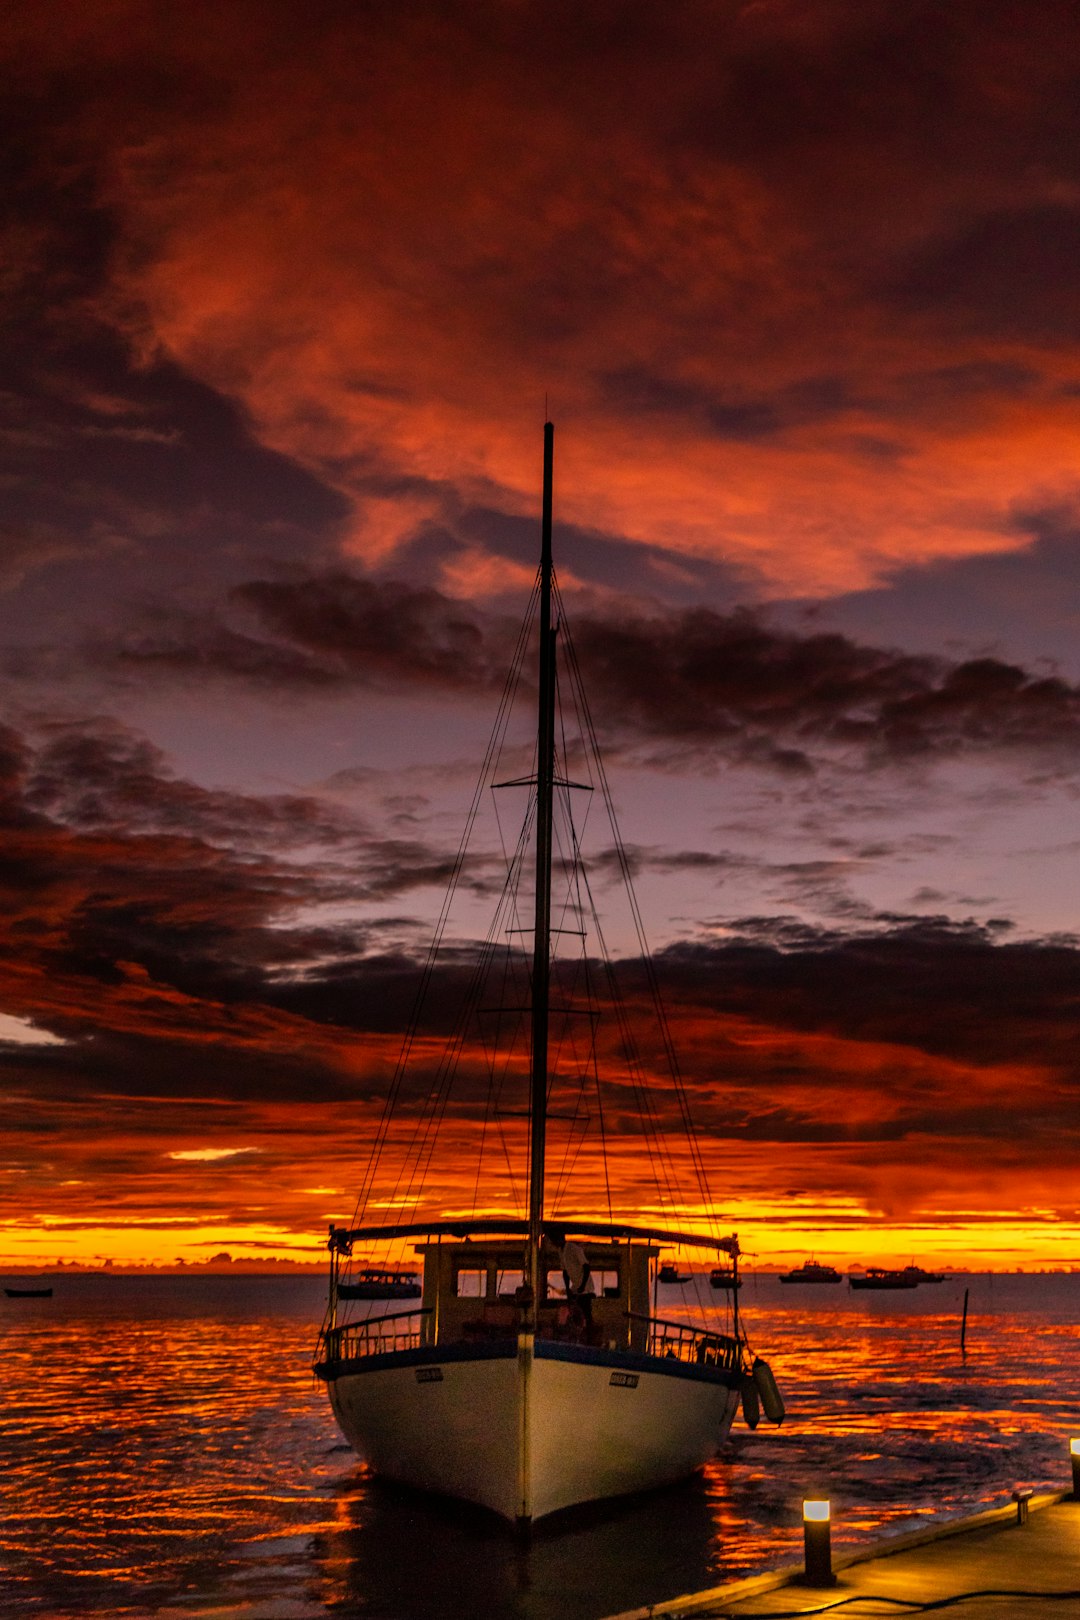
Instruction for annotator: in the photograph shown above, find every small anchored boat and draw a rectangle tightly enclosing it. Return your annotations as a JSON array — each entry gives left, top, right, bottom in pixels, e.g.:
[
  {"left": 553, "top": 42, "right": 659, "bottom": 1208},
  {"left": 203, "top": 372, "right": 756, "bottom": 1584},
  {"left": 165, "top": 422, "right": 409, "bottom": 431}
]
[
  {"left": 658, "top": 1261, "right": 690, "bottom": 1284},
  {"left": 336, "top": 1269, "right": 421, "bottom": 1300},
  {"left": 4, "top": 1286, "right": 52, "bottom": 1298},
  {"left": 779, "top": 1259, "right": 842, "bottom": 1285},
  {"left": 849, "top": 1267, "right": 919, "bottom": 1291},
  {"left": 709, "top": 1265, "right": 742, "bottom": 1290},
  {"left": 899, "top": 1264, "right": 946, "bottom": 1284}
]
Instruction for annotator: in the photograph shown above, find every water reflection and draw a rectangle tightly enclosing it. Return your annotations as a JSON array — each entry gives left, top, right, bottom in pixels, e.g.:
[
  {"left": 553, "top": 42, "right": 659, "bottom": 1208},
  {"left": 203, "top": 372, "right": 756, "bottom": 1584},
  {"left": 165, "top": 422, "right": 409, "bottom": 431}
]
[
  {"left": 307, "top": 1473, "right": 726, "bottom": 1620},
  {"left": 0, "top": 1273, "right": 1077, "bottom": 1618}
]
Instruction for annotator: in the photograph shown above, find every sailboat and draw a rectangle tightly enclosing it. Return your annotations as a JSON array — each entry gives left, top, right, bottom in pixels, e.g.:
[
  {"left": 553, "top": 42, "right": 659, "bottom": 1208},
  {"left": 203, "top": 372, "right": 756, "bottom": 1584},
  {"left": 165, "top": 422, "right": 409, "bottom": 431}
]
[{"left": 313, "top": 424, "right": 784, "bottom": 1526}]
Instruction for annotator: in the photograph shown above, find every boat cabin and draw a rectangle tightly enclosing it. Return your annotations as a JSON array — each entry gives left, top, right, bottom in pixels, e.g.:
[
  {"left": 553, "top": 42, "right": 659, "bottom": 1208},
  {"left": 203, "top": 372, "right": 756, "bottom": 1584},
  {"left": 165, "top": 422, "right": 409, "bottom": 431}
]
[
  {"left": 415, "top": 1236, "right": 656, "bottom": 1352},
  {"left": 322, "top": 1220, "right": 745, "bottom": 1375}
]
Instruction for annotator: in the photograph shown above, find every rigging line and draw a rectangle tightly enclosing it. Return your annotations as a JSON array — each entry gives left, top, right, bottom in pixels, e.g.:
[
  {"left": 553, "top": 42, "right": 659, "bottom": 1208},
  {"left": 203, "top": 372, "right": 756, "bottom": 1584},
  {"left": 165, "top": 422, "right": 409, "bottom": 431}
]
[
  {"left": 548, "top": 704, "right": 618, "bottom": 1227},
  {"left": 546, "top": 1010, "right": 593, "bottom": 1209},
  {"left": 473, "top": 836, "right": 533, "bottom": 1215},
  {"left": 469, "top": 974, "right": 505, "bottom": 1220},
  {"left": 391, "top": 817, "right": 533, "bottom": 1222},
  {"left": 557, "top": 776, "right": 686, "bottom": 1219},
  {"left": 380, "top": 756, "right": 536, "bottom": 1223},
  {"left": 568, "top": 830, "right": 615, "bottom": 1227},
  {"left": 564, "top": 820, "right": 679, "bottom": 1216},
  {"left": 348, "top": 579, "right": 539, "bottom": 1227},
  {"left": 488, "top": 814, "right": 537, "bottom": 1208},
  {"left": 545, "top": 878, "right": 600, "bottom": 1210},
  {"left": 577, "top": 859, "right": 687, "bottom": 1224},
  {"left": 362, "top": 573, "right": 537, "bottom": 1200},
  {"left": 351, "top": 777, "right": 524, "bottom": 1218},
  {"left": 380, "top": 830, "right": 517, "bottom": 1209},
  {"left": 557, "top": 593, "right": 721, "bottom": 1239},
  {"left": 399, "top": 784, "right": 541, "bottom": 1224},
  {"left": 563, "top": 766, "right": 688, "bottom": 1223},
  {"left": 469, "top": 1059, "right": 506, "bottom": 1220}
]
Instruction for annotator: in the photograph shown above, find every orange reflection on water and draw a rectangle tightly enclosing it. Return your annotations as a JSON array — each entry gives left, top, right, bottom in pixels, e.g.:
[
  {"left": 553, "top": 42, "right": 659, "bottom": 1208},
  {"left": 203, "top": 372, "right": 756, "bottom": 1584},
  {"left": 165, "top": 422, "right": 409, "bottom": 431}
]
[{"left": 1, "top": 1272, "right": 1077, "bottom": 1619}]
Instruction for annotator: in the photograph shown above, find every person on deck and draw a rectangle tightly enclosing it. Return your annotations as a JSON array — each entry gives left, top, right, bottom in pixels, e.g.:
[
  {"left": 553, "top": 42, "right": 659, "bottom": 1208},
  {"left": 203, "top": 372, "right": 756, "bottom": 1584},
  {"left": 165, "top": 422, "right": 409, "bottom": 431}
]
[{"left": 546, "top": 1226, "right": 595, "bottom": 1335}]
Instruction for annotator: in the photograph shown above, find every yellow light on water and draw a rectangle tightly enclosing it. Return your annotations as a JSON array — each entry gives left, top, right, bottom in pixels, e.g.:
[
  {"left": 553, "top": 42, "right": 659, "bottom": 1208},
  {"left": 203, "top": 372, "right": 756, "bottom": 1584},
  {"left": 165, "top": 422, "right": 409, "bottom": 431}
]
[{"left": 803, "top": 1500, "right": 831, "bottom": 1522}]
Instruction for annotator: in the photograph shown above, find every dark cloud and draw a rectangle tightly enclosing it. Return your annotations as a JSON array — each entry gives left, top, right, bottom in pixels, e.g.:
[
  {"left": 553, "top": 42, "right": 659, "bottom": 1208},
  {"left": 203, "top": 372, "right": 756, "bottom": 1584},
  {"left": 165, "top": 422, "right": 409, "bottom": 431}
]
[
  {"left": 890, "top": 204, "right": 1080, "bottom": 343},
  {"left": 2, "top": 694, "right": 1079, "bottom": 1239},
  {"left": 602, "top": 367, "right": 864, "bottom": 442},
  {"left": 653, "top": 922, "right": 1080, "bottom": 1079},
  {"left": 233, "top": 575, "right": 509, "bottom": 691},
  {"left": 102, "top": 574, "right": 1080, "bottom": 772},
  {"left": 0, "top": 714, "right": 512, "bottom": 1070}
]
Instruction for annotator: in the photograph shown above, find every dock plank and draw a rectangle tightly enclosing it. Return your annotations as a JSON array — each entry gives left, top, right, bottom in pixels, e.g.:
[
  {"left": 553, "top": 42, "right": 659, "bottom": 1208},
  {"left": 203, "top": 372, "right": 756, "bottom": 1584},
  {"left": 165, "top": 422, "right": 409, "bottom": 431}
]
[{"left": 602, "top": 1495, "right": 1080, "bottom": 1620}]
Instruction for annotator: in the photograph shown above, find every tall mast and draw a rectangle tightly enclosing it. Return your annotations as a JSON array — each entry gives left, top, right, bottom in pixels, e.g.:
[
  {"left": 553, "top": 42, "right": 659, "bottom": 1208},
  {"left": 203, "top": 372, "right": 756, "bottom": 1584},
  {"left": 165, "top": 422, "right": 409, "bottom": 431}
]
[{"left": 527, "top": 421, "right": 556, "bottom": 1276}]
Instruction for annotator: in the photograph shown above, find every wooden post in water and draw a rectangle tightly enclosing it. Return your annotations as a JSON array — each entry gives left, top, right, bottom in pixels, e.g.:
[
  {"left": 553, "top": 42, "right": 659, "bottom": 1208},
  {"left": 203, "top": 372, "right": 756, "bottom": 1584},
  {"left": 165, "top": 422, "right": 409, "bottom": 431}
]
[{"left": 960, "top": 1286, "right": 969, "bottom": 1356}]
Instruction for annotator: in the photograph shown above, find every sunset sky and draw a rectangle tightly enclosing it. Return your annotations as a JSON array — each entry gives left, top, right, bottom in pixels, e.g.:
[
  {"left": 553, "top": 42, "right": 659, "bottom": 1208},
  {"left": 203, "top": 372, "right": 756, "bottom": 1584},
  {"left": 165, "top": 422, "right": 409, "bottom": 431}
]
[{"left": 3, "top": 0, "right": 1080, "bottom": 1271}]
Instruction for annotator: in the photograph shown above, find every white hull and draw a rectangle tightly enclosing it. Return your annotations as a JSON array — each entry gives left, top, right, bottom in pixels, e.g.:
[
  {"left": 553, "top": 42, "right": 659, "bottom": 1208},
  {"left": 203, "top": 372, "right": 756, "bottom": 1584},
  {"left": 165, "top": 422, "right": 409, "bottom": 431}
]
[{"left": 325, "top": 1339, "right": 740, "bottom": 1522}]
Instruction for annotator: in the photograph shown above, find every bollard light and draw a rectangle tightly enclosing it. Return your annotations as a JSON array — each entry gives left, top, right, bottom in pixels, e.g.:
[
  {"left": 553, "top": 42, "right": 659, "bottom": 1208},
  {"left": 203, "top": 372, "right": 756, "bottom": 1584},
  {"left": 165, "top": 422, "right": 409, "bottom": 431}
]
[
  {"left": 802, "top": 1499, "right": 836, "bottom": 1587},
  {"left": 1070, "top": 1438, "right": 1080, "bottom": 1499}
]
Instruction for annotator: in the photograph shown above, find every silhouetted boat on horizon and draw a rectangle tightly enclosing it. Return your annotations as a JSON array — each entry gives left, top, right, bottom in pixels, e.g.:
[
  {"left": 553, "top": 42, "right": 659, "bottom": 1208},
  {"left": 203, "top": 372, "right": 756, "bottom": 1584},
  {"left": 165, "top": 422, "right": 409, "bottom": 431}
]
[
  {"left": 779, "top": 1259, "right": 842, "bottom": 1284},
  {"left": 709, "top": 1265, "right": 742, "bottom": 1290},
  {"left": 900, "top": 1264, "right": 946, "bottom": 1283},
  {"left": 336, "top": 1269, "right": 421, "bottom": 1300},
  {"left": 849, "top": 1267, "right": 918, "bottom": 1291},
  {"left": 5, "top": 1285, "right": 52, "bottom": 1298}
]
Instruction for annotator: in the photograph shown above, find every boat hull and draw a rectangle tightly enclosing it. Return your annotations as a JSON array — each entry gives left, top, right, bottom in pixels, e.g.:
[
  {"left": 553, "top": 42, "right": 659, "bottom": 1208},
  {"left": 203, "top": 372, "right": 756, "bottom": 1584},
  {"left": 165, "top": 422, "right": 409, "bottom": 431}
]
[
  {"left": 779, "top": 1275, "right": 841, "bottom": 1285},
  {"left": 849, "top": 1277, "right": 918, "bottom": 1290},
  {"left": 321, "top": 1338, "right": 740, "bottom": 1522},
  {"left": 337, "top": 1282, "right": 422, "bottom": 1300}
]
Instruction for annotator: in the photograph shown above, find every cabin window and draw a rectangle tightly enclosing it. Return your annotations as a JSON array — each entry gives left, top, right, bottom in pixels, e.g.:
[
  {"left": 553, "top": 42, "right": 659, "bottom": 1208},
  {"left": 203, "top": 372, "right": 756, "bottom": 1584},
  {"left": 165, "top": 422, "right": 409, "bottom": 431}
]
[
  {"left": 453, "top": 1268, "right": 487, "bottom": 1298},
  {"left": 496, "top": 1269, "right": 525, "bottom": 1298}
]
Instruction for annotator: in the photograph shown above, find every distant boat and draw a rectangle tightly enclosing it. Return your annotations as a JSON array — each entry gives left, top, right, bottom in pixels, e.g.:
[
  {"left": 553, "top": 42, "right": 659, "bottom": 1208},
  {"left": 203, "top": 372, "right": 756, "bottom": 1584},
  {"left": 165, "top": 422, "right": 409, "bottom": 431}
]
[
  {"left": 900, "top": 1264, "right": 946, "bottom": 1284},
  {"left": 658, "top": 1262, "right": 690, "bottom": 1284},
  {"left": 337, "top": 1269, "right": 421, "bottom": 1301},
  {"left": 4, "top": 1286, "right": 52, "bottom": 1298},
  {"left": 849, "top": 1267, "right": 918, "bottom": 1291},
  {"left": 709, "top": 1266, "right": 742, "bottom": 1290},
  {"left": 779, "top": 1259, "right": 842, "bottom": 1285}
]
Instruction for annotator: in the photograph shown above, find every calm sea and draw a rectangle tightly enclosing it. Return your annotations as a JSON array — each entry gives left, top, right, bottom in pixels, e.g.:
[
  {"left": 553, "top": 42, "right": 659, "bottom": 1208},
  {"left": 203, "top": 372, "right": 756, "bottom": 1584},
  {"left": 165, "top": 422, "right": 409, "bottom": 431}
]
[{"left": 2, "top": 1270, "right": 1078, "bottom": 1619}]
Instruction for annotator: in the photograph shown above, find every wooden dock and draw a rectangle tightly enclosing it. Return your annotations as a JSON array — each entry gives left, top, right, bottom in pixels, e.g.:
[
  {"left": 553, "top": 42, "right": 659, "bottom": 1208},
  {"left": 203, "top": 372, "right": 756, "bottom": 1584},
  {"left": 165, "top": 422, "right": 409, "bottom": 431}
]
[{"left": 603, "top": 1492, "right": 1080, "bottom": 1620}]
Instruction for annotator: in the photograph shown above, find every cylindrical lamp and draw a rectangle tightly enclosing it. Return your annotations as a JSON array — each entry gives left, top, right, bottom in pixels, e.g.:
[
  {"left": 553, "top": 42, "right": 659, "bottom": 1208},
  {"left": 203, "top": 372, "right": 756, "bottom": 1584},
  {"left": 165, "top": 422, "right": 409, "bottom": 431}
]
[
  {"left": 802, "top": 1499, "right": 835, "bottom": 1587},
  {"left": 1070, "top": 1438, "right": 1080, "bottom": 1499}
]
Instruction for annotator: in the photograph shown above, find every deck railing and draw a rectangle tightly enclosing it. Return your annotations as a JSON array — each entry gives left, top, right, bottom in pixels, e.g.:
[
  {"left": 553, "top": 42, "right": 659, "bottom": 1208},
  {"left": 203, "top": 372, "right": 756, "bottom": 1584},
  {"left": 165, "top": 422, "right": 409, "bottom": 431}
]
[
  {"left": 321, "top": 1308, "right": 430, "bottom": 1363},
  {"left": 320, "top": 1304, "right": 740, "bottom": 1370},
  {"left": 626, "top": 1310, "right": 743, "bottom": 1372}
]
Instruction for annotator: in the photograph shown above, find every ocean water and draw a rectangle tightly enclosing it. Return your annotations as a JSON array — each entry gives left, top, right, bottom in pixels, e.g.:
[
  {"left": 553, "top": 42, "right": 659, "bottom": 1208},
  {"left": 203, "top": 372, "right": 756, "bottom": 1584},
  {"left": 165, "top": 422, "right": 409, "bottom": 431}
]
[{"left": 1, "top": 1270, "right": 1078, "bottom": 1620}]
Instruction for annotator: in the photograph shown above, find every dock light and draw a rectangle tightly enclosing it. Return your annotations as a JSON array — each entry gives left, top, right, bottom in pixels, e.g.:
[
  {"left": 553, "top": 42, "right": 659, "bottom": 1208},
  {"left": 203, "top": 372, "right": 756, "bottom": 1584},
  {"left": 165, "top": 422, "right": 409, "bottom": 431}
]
[
  {"left": 802, "top": 1499, "right": 835, "bottom": 1587},
  {"left": 1070, "top": 1438, "right": 1080, "bottom": 1499}
]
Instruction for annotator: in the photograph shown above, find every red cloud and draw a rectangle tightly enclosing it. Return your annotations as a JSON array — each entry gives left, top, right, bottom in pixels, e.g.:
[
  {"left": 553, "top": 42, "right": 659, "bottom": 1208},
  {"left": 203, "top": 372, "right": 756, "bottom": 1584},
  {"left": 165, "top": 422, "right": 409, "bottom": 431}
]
[{"left": 10, "top": 2, "right": 1080, "bottom": 600}]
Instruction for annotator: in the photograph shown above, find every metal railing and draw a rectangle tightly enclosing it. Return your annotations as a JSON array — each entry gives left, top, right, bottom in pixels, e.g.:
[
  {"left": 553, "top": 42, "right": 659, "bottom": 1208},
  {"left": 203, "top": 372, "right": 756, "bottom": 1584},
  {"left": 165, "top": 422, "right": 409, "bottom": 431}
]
[
  {"left": 321, "top": 1308, "right": 430, "bottom": 1363},
  {"left": 626, "top": 1310, "right": 743, "bottom": 1372}
]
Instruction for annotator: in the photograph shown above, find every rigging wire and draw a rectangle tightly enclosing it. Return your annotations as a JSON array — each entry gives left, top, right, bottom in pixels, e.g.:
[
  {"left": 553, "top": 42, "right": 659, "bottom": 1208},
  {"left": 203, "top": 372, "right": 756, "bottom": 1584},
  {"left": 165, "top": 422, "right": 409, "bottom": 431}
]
[
  {"left": 555, "top": 579, "right": 723, "bottom": 1243},
  {"left": 346, "top": 578, "right": 539, "bottom": 1232}
]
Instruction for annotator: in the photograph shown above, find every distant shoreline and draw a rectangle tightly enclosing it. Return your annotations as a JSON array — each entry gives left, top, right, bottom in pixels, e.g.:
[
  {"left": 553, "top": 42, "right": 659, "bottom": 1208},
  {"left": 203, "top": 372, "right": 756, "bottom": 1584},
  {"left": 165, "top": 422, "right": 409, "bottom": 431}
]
[{"left": 2, "top": 1264, "right": 1078, "bottom": 1278}]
